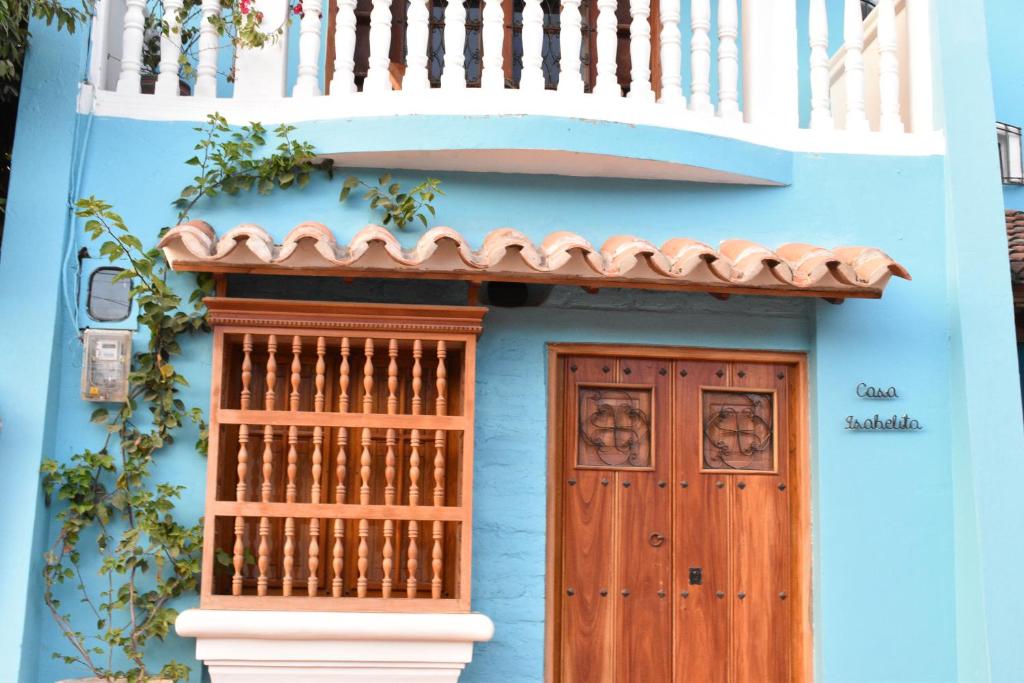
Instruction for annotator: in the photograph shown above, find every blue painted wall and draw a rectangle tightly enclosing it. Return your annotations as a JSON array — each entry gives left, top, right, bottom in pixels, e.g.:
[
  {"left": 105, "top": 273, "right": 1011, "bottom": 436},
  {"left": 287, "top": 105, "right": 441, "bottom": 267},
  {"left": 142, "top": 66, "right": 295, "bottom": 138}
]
[
  {"left": 0, "top": 16, "right": 91, "bottom": 683},
  {"left": 4, "top": 1, "right": 1024, "bottom": 682},
  {"left": 24, "top": 108, "right": 960, "bottom": 682},
  {"left": 986, "top": 0, "right": 1024, "bottom": 210},
  {"left": 943, "top": 1, "right": 1024, "bottom": 681}
]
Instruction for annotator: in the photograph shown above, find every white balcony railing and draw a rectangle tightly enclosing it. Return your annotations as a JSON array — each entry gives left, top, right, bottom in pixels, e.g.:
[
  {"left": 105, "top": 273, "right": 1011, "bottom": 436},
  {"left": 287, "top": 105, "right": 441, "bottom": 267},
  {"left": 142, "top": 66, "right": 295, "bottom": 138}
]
[{"left": 83, "top": 0, "right": 939, "bottom": 155}]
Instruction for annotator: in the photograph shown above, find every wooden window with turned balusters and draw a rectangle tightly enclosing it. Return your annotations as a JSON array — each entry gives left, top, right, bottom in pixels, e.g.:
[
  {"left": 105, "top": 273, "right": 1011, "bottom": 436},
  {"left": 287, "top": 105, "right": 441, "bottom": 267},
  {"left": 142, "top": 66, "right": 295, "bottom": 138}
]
[{"left": 199, "top": 297, "right": 485, "bottom": 612}]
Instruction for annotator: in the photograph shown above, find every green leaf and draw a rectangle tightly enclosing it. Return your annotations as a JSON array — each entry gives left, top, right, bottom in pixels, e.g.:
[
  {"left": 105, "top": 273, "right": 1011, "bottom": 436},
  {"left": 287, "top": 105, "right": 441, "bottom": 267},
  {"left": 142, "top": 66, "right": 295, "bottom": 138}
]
[{"left": 90, "top": 408, "right": 109, "bottom": 424}]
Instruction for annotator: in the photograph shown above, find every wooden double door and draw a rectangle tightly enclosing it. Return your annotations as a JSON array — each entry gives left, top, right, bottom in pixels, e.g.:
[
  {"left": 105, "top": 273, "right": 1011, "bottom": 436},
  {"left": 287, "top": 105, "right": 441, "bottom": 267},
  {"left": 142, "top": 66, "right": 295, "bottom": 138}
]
[{"left": 550, "top": 346, "right": 808, "bottom": 683}]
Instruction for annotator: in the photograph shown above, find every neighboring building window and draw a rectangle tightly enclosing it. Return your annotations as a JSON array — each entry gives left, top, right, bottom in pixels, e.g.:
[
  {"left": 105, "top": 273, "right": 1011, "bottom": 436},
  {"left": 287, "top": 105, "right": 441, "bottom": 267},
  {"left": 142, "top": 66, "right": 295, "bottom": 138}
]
[
  {"left": 87, "top": 267, "right": 132, "bottom": 322},
  {"left": 998, "top": 122, "right": 1024, "bottom": 185},
  {"left": 201, "top": 297, "right": 484, "bottom": 612}
]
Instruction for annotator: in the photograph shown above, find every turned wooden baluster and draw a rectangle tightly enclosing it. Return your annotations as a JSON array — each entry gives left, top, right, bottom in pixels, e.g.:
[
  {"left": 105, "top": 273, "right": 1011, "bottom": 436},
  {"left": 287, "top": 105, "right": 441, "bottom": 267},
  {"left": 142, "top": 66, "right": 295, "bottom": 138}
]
[
  {"left": 658, "top": 0, "right": 683, "bottom": 104},
  {"left": 441, "top": 0, "right": 467, "bottom": 90},
  {"left": 407, "top": 339, "right": 422, "bottom": 598},
  {"left": 332, "top": 338, "right": 351, "bottom": 598},
  {"left": 404, "top": 0, "right": 430, "bottom": 90},
  {"left": 627, "top": 0, "right": 654, "bottom": 101},
  {"left": 432, "top": 340, "right": 447, "bottom": 599},
  {"left": 258, "top": 335, "right": 277, "bottom": 596},
  {"left": 232, "top": 333, "right": 254, "bottom": 596},
  {"left": 155, "top": 0, "right": 185, "bottom": 97},
  {"left": 357, "top": 338, "right": 374, "bottom": 598},
  {"left": 115, "top": 0, "right": 146, "bottom": 93},
  {"left": 690, "top": 0, "right": 713, "bottom": 114},
  {"left": 877, "top": 0, "right": 903, "bottom": 133},
  {"left": 558, "top": 0, "right": 583, "bottom": 94},
  {"left": 593, "top": 0, "right": 619, "bottom": 96},
  {"left": 293, "top": 0, "right": 324, "bottom": 96},
  {"left": 520, "top": 0, "right": 544, "bottom": 91},
  {"left": 480, "top": 0, "right": 505, "bottom": 90},
  {"left": 330, "top": 0, "right": 358, "bottom": 94},
  {"left": 382, "top": 339, "right": 398, "bottom": 598},
  {"left": 363, "top": 0, "right": 394, "bottom": 92},
  {"left": 193, "top": 0, "right": 221, "bottom": 96},
  {"left": 843, "top": 0, "right": 870, "bottom": 132},
  {"left": 282, "top": 336, "right": 301, "bottom": 596},
  {"left": 716, "top": 0, "right": 740, "bottom": 120},
  {"left": 308, "top": 336, "right": 325, "bottom": 596},
  {"left": 809, "top": 0, "right": 834, "bottom": 130}
]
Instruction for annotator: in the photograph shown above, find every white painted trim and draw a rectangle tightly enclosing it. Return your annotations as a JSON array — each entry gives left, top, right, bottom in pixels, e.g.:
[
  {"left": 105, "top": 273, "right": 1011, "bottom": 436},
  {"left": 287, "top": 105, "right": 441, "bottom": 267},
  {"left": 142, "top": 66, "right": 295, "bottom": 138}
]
[
  {"left": 175, "top": 609, "right": 494, "bottom": 683},
  {"left": 86, "top": 0, "right": 109, "bottom": 89},
  {"left": 77, "top": 86, "right": 946, "bottom": 158},
  {"left": 176, "top": 609, "right": 495, "bottom": 641},
  {"left": 325, "top": 149, "right": 779, "bottom": 184}
]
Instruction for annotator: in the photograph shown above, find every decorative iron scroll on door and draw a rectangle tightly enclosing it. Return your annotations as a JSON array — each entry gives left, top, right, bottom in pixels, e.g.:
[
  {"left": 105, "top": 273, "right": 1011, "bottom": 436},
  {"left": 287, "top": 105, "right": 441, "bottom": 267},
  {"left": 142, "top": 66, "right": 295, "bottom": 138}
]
[
  {"left": 701, "top": 388, "right": 777, "bottom": 472},
  {"left": 576, "top": 385, "right": 653, "bottom": 469}
]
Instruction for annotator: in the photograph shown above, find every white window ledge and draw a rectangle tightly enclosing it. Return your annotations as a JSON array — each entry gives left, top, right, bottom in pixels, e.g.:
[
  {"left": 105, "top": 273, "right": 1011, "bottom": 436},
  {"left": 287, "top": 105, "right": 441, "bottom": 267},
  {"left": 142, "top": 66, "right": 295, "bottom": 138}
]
[{"left": 174, "top": 609, "right": 495, "bottom": 683}]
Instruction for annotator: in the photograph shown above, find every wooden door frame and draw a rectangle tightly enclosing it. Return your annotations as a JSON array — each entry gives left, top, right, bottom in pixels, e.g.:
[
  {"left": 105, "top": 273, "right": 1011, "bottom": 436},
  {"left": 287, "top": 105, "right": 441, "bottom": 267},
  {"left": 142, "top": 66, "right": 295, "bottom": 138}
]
[{"left": 543, "top": 343, "right": 812, "bottom": 683}]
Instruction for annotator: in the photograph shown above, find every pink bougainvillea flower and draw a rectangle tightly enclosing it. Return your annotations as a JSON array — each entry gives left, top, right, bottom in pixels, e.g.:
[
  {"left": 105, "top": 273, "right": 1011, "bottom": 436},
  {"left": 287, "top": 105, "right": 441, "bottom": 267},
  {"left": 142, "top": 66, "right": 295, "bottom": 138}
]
[{"left": 293, "top": 3, "right": 303, "bottom": 14}]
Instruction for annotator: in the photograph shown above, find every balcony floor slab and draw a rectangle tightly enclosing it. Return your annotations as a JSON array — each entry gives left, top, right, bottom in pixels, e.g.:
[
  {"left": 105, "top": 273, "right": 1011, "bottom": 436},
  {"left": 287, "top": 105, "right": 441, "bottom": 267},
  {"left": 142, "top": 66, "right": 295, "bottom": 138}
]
[{"left": 79, "top": 86, "right": 946, "bottom": 186}]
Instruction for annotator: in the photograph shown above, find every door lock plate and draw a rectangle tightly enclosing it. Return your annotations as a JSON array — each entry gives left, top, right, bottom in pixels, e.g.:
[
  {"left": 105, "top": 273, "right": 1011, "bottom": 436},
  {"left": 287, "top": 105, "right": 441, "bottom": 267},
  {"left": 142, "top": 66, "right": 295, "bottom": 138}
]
[{"left": 689, "top": 567, "right": 702, "bottom": 585}]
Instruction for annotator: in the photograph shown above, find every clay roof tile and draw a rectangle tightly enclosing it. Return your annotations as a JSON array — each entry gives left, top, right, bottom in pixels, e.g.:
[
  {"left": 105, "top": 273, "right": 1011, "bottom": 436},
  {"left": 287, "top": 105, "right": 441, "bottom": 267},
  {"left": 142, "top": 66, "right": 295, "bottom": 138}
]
[{"left": 159, "top": 223, "right": 910, "bottom": 300}]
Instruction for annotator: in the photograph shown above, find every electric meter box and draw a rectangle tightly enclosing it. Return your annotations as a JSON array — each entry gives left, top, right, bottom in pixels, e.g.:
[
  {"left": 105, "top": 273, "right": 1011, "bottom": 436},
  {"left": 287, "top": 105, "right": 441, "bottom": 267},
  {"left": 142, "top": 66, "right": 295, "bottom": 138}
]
[{"left": 81, "top": 329, "right": 132, "bottom": 403}]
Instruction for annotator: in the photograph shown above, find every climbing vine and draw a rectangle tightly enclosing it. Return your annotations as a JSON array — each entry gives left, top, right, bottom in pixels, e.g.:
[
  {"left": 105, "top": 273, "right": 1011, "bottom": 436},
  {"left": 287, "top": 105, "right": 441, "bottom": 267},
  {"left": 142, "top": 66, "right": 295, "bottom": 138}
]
[
  {"left": 41, "top": 114, "right": 444, "bottom": 681},
  {"left": 176, "top": 113, "right": 442, "bottom": 229}
]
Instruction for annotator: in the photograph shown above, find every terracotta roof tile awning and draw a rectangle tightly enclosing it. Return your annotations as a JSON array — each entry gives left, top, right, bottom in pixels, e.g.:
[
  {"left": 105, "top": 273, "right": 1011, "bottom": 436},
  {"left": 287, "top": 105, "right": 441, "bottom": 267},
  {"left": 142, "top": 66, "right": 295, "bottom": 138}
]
[
  {"left": 1007, "top": 210, "right": 1024, "bottom": 284},
  {"left": 158, "top": 221, "right": 911, "bottom": 300}
]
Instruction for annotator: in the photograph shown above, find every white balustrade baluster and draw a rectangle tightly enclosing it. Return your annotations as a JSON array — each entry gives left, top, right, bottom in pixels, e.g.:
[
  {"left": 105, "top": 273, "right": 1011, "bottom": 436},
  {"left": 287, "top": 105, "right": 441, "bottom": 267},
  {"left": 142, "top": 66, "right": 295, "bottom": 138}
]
[
  {"left": 293, "top": 0, "right": 324, "bottom": 95},
  {"left": 558, "top": 0, "right": 583, "bottom": 93},
  {"left": 330, "top": 0, "right": 358, "bottom": 93},
  {"left": 364, "top": 0, "right": 394, "bottom": 91},
  {"left": 194, "top": 0, "right": 221, "bottom": 97},
  {"left": 520, "top": 0, "right": 544, "bottom": 90},
  {"left": 481, "top": 0, "right": 505, "bottom": 89},
  {"left": 593, "top": 0, "right": 619, "bottom": 96},
  {"left": 842, "top": 0, "right": 869, "bottom": 131},
  {"left": 808, "top": 0, "right": 832, "bottom": 129},
  {"left": 741, "top": 0, "right": 798, "bottom": 127},
  {"left": 904, "top": 0, "right": 934, "bottom": 133},
  {"left": 657, "top": 0, "right": 683, "bottom": 104},
  {"left": 689, "top": 0, "right": 712, "bottom": 114},
  {"left": 441, "top": 0, "right": 467, "bottom": 89},
  {"left": 155, "top": 0, "right": 184, "bottom": 96},
  {"left": 115, "top": 0, "right": 147, "bottom": 93},
  {"left": 716, "top": 0, "right": 739, "bottom": 119},
  {"left": 405, "top": 0, "right": 431, "bottom": 89},
  {"left": 234, "top": 0, "right": 290, "bottom": 96},
  {"left": 627, "top": 0, "right": 653, "bottom": 100},
  {"left": 877, "top": 0, "right": 903, "bottom": 133}
]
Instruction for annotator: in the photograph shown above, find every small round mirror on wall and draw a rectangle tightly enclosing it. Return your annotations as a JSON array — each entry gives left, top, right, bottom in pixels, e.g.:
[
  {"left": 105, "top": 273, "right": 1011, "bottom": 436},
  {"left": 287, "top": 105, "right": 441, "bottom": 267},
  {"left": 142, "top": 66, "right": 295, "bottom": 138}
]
[{"left": 87, "top": 267, "right": 133, "bottom": 323}]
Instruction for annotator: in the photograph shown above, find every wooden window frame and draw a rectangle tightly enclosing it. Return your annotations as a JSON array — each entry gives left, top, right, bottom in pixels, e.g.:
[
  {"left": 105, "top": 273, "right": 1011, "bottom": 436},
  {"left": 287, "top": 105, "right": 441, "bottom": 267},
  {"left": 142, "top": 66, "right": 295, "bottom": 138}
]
[
  {"left": 543, "top": 343, "right": 812, "bottom": 682},
  {"left": 199, "top": 297, "right": 486, "bottom": 613}
]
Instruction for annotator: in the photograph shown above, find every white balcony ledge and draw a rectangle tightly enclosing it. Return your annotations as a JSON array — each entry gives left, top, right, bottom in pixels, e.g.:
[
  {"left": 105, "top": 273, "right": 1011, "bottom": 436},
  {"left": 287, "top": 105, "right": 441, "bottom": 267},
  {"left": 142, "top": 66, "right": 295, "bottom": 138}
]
[
  {"left": 78, "top": 86, "right": 944, "bottom": 186},
  {"left": 82, "top": 0, "right": 943, "bottom": 183},
  {"left": 174, "top": 608, "right": 495, "bottom": 683}
]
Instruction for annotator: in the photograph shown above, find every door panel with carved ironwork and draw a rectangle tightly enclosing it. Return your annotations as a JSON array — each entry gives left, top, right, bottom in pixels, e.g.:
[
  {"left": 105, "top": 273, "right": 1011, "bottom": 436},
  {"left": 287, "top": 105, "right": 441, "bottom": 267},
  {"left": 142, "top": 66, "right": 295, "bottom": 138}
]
[{"left": 555, "top": 351, "right": 797, "bottom": 682}]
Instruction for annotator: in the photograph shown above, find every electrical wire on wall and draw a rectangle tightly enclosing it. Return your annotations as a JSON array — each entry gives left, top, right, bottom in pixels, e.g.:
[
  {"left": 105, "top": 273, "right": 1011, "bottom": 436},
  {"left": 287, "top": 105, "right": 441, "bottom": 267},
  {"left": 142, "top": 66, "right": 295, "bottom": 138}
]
[
  {"left": 59, "top": 16, "right": 104, "bottom": 340},
  {"left": 60, "top": 108, "right": 94, "bottom": 339}
]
